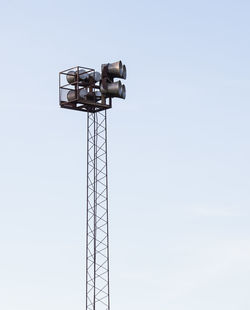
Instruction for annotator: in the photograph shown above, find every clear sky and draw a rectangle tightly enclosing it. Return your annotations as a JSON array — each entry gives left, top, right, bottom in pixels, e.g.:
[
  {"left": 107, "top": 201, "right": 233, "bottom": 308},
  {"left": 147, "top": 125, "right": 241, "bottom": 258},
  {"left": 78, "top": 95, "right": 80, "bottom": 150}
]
[{"left": 0, "top": 0, "right": 249, "bottom": 309}]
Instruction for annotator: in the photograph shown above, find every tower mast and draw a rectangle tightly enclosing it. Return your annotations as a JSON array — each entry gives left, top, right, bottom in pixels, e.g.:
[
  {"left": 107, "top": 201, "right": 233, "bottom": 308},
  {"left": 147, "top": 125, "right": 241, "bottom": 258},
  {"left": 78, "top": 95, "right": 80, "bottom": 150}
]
[
  {"left": 86, "top": 111, "right": 110, "bottom": 310},
  {"left": 59, "top": 60, "right": 126, "bottom": 310}
]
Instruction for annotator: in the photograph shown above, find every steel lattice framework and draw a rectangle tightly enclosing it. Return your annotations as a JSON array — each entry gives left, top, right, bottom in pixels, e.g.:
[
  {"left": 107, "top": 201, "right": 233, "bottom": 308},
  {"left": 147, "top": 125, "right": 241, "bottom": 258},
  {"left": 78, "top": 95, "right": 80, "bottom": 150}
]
[
  {"left": 59, "top": 61, "right": 126, "bottom": 310},
  {"left": 86, "top": 111, "right": 110, "bottom": 310}
]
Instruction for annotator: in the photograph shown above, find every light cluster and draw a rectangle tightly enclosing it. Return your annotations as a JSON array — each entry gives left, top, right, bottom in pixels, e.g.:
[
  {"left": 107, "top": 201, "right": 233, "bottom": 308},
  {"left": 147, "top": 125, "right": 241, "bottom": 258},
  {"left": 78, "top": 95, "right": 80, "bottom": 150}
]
[{"left": 59, "top": 60, "right": 127, "bottom": 113}]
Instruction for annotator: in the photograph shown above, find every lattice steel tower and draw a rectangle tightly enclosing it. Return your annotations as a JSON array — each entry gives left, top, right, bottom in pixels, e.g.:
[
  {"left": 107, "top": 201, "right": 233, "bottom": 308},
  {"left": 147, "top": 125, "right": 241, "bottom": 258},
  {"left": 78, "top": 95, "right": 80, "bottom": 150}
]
[{"left": 59, "top": 61, "right": 127, "bottom": 310}]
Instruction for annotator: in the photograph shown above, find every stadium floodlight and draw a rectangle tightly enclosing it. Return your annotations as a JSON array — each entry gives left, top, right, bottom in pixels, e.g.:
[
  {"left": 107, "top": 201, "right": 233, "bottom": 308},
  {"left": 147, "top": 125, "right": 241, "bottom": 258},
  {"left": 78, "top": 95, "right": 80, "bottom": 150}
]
[
  {"left": 59, "top": 61, "right": 126, "bottom": 113},
  {"left": 66, "top": 70, "right": 101, "bottom": 85},
  {"left": 100, "top": 61, "right": 126, "bottom": 99},
  {"left": 59, "top": 60, "right": 127, "bottom": 310}
]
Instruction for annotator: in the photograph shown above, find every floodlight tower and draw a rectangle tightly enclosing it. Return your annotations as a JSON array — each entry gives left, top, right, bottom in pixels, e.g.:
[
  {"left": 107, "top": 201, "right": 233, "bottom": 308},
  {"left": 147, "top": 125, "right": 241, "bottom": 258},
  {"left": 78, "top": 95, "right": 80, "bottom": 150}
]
[{"left": 59, "top": 61, "right": 127, "bottom": 310}]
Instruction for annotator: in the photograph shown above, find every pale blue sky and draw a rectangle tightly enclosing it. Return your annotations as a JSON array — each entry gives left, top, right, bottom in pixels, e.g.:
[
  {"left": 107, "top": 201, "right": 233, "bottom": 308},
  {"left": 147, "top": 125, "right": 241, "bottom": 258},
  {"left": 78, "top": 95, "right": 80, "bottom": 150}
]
[{"left": 0, "top": 1, "right": 250, "bottom": 309}]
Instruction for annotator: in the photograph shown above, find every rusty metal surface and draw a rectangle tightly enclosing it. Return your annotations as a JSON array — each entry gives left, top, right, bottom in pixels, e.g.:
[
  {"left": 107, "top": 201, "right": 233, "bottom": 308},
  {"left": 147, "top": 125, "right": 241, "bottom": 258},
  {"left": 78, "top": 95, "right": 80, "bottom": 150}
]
[{"left": 59, "top": 66, "right": 111, "bottom": 113}]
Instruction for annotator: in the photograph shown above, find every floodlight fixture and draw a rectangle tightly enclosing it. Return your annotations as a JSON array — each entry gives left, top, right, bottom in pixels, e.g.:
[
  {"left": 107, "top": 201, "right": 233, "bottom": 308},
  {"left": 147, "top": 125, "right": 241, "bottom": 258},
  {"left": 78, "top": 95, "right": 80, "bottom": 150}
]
[
  {"left": 59, "top": 60, "right": 126, "bottom": 113},
  {"left": 100, "top": 60, "right": 126, "bottom": 99}
]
